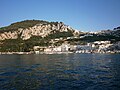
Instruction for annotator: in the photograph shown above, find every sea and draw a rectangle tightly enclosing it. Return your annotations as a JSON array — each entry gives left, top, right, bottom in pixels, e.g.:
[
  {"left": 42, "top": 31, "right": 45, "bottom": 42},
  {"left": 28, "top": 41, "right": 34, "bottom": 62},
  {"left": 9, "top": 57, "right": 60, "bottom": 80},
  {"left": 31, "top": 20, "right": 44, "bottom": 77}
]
[{"left": 0, "top": 53, "right": 120, "bottom": 90}]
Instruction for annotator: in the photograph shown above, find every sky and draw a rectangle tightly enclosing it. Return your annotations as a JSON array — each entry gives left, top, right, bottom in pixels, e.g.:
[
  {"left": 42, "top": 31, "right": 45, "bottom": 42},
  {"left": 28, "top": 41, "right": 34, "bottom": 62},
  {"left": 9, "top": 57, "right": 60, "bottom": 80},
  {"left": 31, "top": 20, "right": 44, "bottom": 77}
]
[{"left": 0, "top": 0, "right": 120, "bottom": 31}]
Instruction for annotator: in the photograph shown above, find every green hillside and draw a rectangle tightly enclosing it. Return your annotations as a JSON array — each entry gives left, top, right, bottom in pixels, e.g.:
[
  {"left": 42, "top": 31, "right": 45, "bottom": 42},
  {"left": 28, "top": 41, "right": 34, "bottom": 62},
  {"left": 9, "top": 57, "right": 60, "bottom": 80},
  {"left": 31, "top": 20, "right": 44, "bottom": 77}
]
[{"left": 0, "top": 20, "right": 74, "bottom": 52}]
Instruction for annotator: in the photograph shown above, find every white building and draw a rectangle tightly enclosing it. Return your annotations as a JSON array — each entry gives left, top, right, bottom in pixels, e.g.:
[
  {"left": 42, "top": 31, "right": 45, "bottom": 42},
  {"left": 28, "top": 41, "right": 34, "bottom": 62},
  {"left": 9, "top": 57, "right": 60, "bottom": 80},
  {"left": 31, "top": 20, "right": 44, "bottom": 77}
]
[
  {"left": 53, "top": 47, "right": 61, "bottom": 52},
  {"left": 44, "top": 48, "right": 52, "bottom": 52},
  {"left": 34, "top": 51, "right": 40, "bottom": 54}
]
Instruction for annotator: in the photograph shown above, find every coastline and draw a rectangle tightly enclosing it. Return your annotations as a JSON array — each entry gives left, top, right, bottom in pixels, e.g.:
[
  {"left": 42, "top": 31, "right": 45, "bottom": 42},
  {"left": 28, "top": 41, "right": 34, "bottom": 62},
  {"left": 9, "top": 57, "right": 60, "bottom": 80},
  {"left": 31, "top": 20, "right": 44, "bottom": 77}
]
[
  {"left": 0, "top": 51, "right": 119, "bottom": 55},
  {"left": 0, "top": 51, "right": 73, "bottom": 55},
  {"left": 0, "top": 52, "right": 34, "bottom": 55}
]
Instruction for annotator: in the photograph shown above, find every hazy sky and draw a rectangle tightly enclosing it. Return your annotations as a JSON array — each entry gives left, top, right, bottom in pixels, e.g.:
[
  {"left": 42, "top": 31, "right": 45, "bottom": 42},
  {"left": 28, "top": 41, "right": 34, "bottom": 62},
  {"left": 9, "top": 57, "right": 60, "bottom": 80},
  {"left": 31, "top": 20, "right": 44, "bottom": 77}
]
[{"left": 0, "top": 0, "right": 120, "bottom": 31}]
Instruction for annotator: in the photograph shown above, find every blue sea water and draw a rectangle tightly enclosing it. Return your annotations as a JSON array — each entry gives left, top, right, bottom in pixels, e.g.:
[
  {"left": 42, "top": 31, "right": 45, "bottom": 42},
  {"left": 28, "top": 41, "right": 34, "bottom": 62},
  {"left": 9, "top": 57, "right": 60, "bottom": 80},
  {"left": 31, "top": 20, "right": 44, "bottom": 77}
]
[{"left": 0, "top": 54, "right": 120, "bottom": 90}]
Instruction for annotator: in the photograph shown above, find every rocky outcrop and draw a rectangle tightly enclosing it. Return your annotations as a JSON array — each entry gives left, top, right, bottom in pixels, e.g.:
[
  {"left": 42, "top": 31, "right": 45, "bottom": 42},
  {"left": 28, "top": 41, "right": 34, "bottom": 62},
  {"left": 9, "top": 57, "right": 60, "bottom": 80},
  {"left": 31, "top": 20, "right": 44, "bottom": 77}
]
[
  {"left": 0, "top": 31, "right": 18, "bottom": 40},
  {"left": 0, "top": 22, "right": 79, "bottom": 40}
]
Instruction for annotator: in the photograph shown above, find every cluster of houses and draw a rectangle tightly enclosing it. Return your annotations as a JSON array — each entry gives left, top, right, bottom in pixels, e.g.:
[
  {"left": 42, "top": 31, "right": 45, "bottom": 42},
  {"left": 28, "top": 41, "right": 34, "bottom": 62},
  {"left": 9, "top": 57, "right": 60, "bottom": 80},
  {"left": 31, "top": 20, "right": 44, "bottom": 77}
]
[
  {"left": 34, "top": 43, "right": 73, "bottom": 54},
  {"left": 33, "top": 41, "right": 119, "bottom": 54},
  {"left": 76, "top": 41, "right": 113, "bottom": 53}
]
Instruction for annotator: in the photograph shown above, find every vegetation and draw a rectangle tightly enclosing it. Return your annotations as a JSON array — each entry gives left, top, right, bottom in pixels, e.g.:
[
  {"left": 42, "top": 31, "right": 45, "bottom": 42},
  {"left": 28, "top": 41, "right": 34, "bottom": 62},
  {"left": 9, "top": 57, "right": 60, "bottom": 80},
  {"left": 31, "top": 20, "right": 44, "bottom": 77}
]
[
  {"left": 79, "top": 34, "right": 120, "bottom": 42},
  {"left": 45, "top": 31, "right": 73, "bottom": 39},
  {"left": 0, "top": 20, "right": 54, "bottom": 33},
  {"left": 0, "top": 36, "right": 51, "bottom": 52},
  {"left": 67, "top": 38, "right": 87, "bottom": 45}
]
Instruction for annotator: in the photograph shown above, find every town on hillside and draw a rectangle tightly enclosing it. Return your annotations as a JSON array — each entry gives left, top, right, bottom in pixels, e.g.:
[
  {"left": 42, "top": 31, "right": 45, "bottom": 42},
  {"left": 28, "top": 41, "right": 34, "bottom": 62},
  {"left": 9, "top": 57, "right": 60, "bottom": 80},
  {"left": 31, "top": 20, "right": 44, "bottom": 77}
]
[{"left": 33, "top": 39, "right": 120, "bottom": 54}]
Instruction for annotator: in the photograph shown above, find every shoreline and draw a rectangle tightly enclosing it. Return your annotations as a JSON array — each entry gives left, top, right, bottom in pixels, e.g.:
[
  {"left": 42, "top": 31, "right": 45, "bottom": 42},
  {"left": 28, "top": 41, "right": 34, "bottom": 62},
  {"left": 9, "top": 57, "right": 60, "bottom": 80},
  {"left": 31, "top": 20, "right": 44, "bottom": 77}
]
[{"left": 0, "top": 51, "right": 119, "bottom": 55}]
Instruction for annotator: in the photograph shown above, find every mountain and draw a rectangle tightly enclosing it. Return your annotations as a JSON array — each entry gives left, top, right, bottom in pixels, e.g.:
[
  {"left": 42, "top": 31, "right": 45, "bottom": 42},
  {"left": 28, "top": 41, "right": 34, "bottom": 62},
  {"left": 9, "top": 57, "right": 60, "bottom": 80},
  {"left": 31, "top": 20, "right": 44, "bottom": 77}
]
[
  {"left": 0, "top": 20, "right": 119, "bottom": 52},
  {"left": 79, "top": 27, "right": 120, "bottom": 42},
  {"left": 0, "top": 20, "right": 82, "bottom": 52},
  {"left": 0, "top": 20, "right": 81, "bottom": 40}
]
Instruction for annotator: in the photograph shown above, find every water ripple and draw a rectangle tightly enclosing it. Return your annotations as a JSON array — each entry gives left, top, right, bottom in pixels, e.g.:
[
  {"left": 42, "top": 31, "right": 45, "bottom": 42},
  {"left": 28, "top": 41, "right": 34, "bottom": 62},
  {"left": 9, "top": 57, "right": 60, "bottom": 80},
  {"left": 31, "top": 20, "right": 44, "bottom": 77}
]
[{"left": 0, "top": 54, "right": 120, "bottom": 90}]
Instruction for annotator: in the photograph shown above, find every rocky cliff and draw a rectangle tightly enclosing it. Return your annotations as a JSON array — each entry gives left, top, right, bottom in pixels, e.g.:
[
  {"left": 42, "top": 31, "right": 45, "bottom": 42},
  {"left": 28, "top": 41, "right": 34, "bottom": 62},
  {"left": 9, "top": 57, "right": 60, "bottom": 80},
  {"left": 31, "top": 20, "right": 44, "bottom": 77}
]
[{"left": 0, "top": 20, "right": 80, "bottom": 40}]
